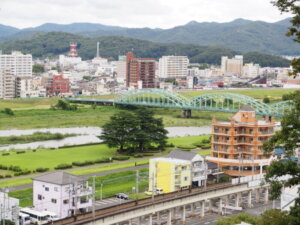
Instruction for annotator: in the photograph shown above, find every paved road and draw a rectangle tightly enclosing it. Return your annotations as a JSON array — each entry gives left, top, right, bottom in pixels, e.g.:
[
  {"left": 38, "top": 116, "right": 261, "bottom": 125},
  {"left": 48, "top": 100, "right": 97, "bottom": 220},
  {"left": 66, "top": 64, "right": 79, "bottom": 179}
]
[{"left": 8, "top": 164, "right": 147, "bottom": 191}]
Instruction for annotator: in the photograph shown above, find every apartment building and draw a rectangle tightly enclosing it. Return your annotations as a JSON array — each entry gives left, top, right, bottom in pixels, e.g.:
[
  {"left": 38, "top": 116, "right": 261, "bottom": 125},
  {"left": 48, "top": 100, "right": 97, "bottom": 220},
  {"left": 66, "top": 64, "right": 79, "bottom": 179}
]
[
  {"left": 149, "top": 158, "right": 191, "bottom": 193},
  {"left": 243, "top": 63, "right": 260, "bottom": 78},
  {"left": 0, "top": 51, "right": 32, "bottom": 77},
  {"left": 0, "top": 191, "right": 19, "bottom": 224},
  {"left": 33, "top": 171, "right": 92, "bottom": 219},
  {"left": 46, "top": 74, "right": 70, "bottom": 96},
  {"left": 167, "top": 150, "right": 207, "bottom": 187},
  {"left": 126, "top": 52, "right": 156, "bottom": 89},
  {"left": 221, "top": 55, "right": 243, "bottom": 76},
  {"left": 206, "top": 105, "right": 275, "bottom": 177},
  {"left": 0, "top": 69, "right": 16, "bottom": 99},
  {"left": 158, "top": 56, "right": 189, "bottom": 78}
]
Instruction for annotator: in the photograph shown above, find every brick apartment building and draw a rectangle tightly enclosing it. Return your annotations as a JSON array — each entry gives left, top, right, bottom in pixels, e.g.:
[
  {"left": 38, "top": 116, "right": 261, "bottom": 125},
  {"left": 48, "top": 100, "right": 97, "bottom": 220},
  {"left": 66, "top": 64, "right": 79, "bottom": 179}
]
[
  {"left": 46, "top": 74, "right": 70, "bottom": 96},
  {"left": 126, "top": 52, "right": 155, "bottom": 89}
]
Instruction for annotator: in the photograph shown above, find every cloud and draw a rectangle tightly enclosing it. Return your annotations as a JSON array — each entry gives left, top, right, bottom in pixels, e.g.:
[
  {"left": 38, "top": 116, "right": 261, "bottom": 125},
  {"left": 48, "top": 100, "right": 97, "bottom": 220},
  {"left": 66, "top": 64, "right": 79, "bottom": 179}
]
[{"left": 0, "top": 0, "right": 292, "bottom": 29}]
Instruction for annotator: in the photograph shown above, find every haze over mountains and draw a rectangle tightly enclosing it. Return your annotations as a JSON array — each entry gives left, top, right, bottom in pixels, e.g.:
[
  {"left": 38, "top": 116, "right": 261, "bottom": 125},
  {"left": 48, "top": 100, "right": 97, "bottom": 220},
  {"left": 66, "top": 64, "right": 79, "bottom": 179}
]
[{"left": 0, "top": 18, "right": 298, "bottom": 55}]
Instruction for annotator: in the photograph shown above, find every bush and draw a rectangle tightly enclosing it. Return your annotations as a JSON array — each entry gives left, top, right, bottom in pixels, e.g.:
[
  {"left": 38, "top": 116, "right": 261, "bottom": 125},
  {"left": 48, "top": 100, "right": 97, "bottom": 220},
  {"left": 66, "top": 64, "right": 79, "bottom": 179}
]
[
  {"left": 133, "top": 154, "right": 144, "bottom": 158},
  {"left": 177, "top": 144, "right": 196, "bottom": 149},
  {"left": 0, "top": 175, "right": 3, "bottom": 179},
  {"left": 93, "top": 158, "right": 111, "bottom": 163},
  {"left": 72, "top": 161, "right": 94, "bottom": 167},
  {"left": 5, "top": 174, "right": 12, "bottom": 178},
  {"left": 112, "top": 156, "right": 130, "bottom": 161},
  {"left": 2, "top": 153, "right": 10, "bottom": 156},
  {"left": 8, "top": 165, "right": 22, "bottom": 172},
  {"left": 143, "top": 153, "right": 154, "bottom": 156},
  {"left": 263, "top": 97, "right": 270, "bottom": 104},
  {"left": 165, "top": 143, "right": 175, "bottom": 147},
  {"left": 16, "top": 151, "right": 26, "bottom": 154},
  {"left": 3, "top": 108, "right": 14, "bottom": 116},
  {"left": 14, "top": 170, "right": 31, "bottom": 176},
  {"left": 54, "top": 163, "right": 72, "bottom": 170},
  {"left": 0, "top": 165, "right": 8, "bottom": 170},
  {"left": 36, "top": 168, "right": 49, "bottom": 173}
]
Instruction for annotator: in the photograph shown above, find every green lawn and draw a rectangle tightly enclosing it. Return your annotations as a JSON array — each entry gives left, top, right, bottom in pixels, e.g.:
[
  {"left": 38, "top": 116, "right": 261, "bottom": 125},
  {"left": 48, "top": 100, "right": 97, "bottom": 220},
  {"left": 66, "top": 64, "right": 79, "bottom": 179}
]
[
  {"left": 9, "top": 188, "right": 33, "bottom": 207},
  {"left": 0, "top": 88, "right": 294, "bottom": 129},
  {"left": 0, "top": 143, "right": 116, "bottom": 171}
]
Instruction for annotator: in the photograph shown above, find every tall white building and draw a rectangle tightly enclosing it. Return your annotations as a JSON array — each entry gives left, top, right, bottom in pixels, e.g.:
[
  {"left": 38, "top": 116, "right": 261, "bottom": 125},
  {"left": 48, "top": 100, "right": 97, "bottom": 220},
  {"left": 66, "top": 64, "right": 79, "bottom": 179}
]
[
  {"left": 158, "top": 56, "right": 189, "bottom": 78},
  {"left": 33, "top": 171, "right": 92, "bottom": 219},
  {"left": 116, "top": 55, "right": 127, "bottom": 81},
  {"left": 0, "top": 51, "right": 32, "bottom": 77},
  {"left": 0, "top": 69, "right": 16, "bottom": 99}
]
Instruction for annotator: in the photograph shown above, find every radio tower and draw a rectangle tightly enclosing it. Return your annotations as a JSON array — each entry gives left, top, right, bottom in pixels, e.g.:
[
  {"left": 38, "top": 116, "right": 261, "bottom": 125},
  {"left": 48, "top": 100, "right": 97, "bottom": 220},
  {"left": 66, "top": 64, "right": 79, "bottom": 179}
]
[{"left": 68, "top": 41, "right": 78, "bottom": 57}]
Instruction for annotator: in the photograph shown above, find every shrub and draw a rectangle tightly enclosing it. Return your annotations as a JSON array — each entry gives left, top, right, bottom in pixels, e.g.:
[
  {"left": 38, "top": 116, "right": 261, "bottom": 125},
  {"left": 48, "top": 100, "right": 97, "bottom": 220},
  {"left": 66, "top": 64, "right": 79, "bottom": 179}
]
[
  {"left": 0, "top": 175, "right": 3, "bottom": 179},
  {"left": 93, "top": 158, "right": 111, "bottom": 163},
  {"left": 14, "top": 170, "right": 31, "bottom": 176},
  {"left": 143, "top": 153, "right": 154, "bottom": 156},
  {"left": 263, "top": 97, "right": 270, "bottom": 104},
  {"left": 32, "top": 150, "right": 37, "bottom": 152},
  {"left": 112, "top": 156, "right": 130, "bottom": 161},
  {"left": 36, "top": 168, "right": 49, "bottom": 173},
  {"left": 3, "top": 108, "right": 14, "bottom": 116},
  {"left": 177, "top": 144, "right": 196, "bottom": 149},
  {"left": 54, "top": 163, "right": 72, "bottom": 170},
  {"left": 133, "top": 154, "right": 144, "bottom": 158},
  {"left": 0, "top": 165, "right": 8, "bottom": 170},
  {"left": 72, "top": 161, "right": 94, "bottom": 167},
  {"left": 5, "top": 174, "right": 12, "bottom": 178},
  {"left": 166, "top": 143, "right": 175, "bottom": 147},
  {"left": 8, "top": 165, "right": 22, "bottom": 172},
  {"left": 16, "top": 151, "right": 26, "bottom": 154},
  {"left": 2, "top": 153, "right": 10, "bottom": 156}
]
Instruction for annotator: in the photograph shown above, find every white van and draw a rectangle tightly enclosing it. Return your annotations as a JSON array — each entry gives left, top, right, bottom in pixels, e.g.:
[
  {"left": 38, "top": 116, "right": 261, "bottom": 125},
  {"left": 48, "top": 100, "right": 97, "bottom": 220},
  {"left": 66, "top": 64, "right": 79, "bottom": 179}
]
[
  {"left": 20, "top": 208, "right": 50, "bottom": 225},
  {"left": 19, "top": 213, "right": 31, "bottom": 225}
]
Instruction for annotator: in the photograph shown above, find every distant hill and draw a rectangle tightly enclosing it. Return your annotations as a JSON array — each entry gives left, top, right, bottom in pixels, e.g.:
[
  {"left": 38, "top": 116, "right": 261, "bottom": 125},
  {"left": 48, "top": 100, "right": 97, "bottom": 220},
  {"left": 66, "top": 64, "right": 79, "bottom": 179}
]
[
  {"left": 0, "top": 32, "right": 290, "bottom": 67},
  {"left": 0, "top": 18, "right": 297, "bottom": 55}
]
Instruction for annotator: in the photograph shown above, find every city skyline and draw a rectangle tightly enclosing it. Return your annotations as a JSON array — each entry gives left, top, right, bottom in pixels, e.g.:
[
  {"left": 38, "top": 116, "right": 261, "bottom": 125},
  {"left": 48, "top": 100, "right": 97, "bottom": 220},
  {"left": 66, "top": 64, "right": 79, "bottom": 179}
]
[{"left": 0, "top": 0, "right": 292, "bottom": 29}]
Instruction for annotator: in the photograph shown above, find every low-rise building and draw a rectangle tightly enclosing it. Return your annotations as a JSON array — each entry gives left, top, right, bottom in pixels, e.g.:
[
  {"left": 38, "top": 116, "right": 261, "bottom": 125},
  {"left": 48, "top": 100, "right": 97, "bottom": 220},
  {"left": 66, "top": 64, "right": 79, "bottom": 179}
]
[
  {"left": 33, "top": 171, "right": 92, "bottom": 219},
  {"left": 0, "top": 191, "right": 19, "bottom": 224},
  {"left": 149, "top": 158, "right": 191, "bottom": 193},
  {"left": 46, "top": 74, "right": 70, "bottom": 96},
  {"left": 167, "top": 150, "right": 207, "bottom": 187}
]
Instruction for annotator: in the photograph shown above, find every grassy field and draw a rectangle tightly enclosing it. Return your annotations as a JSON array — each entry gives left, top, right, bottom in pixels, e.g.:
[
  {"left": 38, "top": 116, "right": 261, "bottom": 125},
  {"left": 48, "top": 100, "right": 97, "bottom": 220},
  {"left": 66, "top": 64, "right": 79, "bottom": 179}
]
[
  {"left": 0, "top": 89, "right": 295, "bottom": 129},
  {"left": 8, "top": 168, "right": 149, "bottom": 207}
]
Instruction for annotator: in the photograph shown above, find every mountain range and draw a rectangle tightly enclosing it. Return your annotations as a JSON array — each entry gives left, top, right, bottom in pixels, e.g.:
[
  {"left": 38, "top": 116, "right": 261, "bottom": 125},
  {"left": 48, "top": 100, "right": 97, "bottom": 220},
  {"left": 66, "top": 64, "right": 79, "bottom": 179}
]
[
  {"left": 0, "top": 32, "right": 290, "bottom": 67},
  {"left": 0, "top": 18, "right": 299, "bottom": 55}
]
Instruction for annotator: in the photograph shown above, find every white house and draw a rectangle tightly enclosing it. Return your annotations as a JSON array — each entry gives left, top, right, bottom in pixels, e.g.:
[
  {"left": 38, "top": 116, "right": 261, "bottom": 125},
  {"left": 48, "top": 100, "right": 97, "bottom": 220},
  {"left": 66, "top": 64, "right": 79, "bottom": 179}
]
[
  {"left": 167, "top": 150, "right": 208, "bottom": 187},
  {"left": 33, "top": 171, "right": 92, "bottom": 219},
  {"left": 0, "top": 191, "right": 19, "bottom": 224}
]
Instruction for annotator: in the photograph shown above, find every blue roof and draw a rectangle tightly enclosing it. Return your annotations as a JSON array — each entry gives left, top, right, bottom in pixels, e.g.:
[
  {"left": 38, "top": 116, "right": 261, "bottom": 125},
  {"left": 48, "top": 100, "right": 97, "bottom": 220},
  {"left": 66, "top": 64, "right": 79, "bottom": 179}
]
[{"left": 274, "top": 148, "right": 284, "bottom": 155}]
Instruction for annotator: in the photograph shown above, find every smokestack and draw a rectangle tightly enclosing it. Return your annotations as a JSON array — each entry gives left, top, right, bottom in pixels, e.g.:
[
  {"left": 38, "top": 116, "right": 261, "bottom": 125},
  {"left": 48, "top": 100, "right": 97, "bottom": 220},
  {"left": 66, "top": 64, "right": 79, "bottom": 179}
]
[{"left": 96, "top": 42, "right": 100, "bottom": 58}]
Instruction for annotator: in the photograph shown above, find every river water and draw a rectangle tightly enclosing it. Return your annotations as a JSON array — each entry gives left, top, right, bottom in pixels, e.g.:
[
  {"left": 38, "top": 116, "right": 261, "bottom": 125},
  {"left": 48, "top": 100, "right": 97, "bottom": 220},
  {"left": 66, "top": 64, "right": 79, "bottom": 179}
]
[{"left": 0, "top": 126, "right": 211, "bottom": 151}]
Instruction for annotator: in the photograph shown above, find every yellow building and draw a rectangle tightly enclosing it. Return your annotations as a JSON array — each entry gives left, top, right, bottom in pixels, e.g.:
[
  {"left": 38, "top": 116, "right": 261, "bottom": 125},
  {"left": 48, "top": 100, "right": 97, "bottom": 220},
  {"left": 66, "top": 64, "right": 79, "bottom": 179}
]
[{"left": 149, "top": 158, "right": 191, "bottom": 194}]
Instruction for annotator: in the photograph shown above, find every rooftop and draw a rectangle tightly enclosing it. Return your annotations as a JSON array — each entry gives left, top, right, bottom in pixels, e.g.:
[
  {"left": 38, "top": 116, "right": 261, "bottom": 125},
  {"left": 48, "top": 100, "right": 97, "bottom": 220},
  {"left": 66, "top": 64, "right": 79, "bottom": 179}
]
[
  {"left": 151, "top": 157, "right": 190, "bottom": 164},
  {"left": 33, "top": 171, "right": 87, "bottom": 185},
  {"left": 167, "top": 150, "right": 198, "bottom": 161}
]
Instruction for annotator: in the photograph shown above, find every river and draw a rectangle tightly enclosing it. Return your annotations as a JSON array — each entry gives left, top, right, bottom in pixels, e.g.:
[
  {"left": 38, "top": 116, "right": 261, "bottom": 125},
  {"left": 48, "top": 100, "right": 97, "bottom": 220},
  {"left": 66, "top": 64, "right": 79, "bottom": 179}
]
[{"left": 0, "top": 126, "right": 211, "bottom": 151}]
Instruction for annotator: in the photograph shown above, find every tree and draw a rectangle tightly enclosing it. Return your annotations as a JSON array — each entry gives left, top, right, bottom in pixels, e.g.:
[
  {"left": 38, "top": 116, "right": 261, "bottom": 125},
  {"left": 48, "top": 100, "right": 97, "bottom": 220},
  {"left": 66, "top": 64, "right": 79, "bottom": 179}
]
[
  {"left": 257, "top": 209, "right": 292, "bottom": 225},
  {"left": 100, "top": 112, "right": 138, "bottom": 152},
  {"left": 272, "top": 0, "right": 300, "bottom": 75},
  {"left": 100, "top": 108, "right": 168, "bottom": 153},
  {"left": 263, "top": 97, "right": 270, "bottom": 104},
  {"left": 216, "top": 213, "right": 258, "bottom": 225},
  {"left": 263, "top": 91, "right": 300, "bottom": 224},
  {"left": 134, "top": 108, "right": 168, "bottom": 151},
  {"left": 32, "top": 64, "right": 44, "bottom": 73}
]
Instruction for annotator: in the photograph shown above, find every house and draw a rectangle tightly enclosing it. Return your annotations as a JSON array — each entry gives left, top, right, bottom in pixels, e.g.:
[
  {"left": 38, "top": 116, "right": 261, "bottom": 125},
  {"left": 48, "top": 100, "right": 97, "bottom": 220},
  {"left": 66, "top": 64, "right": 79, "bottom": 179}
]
[
  {"left": 149, "top": 158, "right": 191, "bottom": 193},
  {"left": 33, "top": 171, "right": 92, "bottom": 219},
  {"left": 167, "top": 150, "right": 207, "bottom": 187},
  {"left": 0, "top": 191, "right": 19, "bottom": 224}
]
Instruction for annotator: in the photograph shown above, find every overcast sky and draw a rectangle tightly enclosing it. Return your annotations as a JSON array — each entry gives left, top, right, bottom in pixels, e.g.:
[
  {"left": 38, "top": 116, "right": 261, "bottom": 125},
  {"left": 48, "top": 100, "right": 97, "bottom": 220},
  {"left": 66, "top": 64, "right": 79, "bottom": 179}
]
[{"left": 0, "top": 0, "right": 292, "bottom": 29}]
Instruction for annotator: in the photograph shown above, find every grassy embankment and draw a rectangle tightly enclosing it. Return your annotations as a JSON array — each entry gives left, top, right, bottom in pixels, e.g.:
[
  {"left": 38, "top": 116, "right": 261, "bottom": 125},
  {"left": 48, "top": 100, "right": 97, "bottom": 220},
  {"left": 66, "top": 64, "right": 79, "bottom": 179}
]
[
  {"left": 0, "top": 135, "right": 210, "bottom": 187},
  {"left": 0, "top": 132, "right": 77, "bottom": 145},
  {"left": 0, "top": 89, "right": 295, "bottom": 130}
]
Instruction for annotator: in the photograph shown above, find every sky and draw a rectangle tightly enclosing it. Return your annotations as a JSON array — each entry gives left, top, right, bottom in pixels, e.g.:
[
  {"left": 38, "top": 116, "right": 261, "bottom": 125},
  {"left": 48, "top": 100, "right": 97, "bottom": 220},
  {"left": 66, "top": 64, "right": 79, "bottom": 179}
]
[{"left": 0, "top": 0, "right": 292, "bottom": 29}]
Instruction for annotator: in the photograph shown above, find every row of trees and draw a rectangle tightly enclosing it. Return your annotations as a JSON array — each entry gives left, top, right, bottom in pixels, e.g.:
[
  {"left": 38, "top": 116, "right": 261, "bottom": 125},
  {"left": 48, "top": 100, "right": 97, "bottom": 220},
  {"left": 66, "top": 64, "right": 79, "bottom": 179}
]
[{"left": 100, "top": 108, "right": 168, "bottom": 153}]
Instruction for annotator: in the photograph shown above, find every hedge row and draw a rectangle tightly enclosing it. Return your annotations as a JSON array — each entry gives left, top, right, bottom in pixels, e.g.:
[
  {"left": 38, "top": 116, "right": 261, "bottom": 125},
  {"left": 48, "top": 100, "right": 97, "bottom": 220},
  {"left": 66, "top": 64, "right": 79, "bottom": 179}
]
[{"left": 72, "top": 158, "right": 111, "bottom": 167}]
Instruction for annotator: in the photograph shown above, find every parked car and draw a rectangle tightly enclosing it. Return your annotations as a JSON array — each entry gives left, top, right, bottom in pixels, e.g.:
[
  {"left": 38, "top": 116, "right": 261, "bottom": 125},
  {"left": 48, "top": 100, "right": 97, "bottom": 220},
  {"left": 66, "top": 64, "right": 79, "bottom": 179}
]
[
  {"left": 144, "top": 188, "right": 163, "bottom": 196},
  {"left": 115, "top": 193, "right": 129, "bottom": 200}
]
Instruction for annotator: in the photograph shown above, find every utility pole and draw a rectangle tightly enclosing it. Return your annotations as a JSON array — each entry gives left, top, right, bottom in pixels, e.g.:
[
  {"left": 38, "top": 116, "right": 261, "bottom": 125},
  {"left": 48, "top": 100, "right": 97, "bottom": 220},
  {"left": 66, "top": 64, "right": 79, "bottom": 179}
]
[
  {"left": 100, "top": 183, "right": 103, "bottom": 201},
  {"left": 92, "top": 176, "right": 95, "bottom": 221},
  {"left": 135, "top": 170, "right": 139, "bottom": 201},
  {"left": 74, "top": 182, "right": 77, "bottom": 215},
  {"left": 151, "top": 172, "right": 155, "bottom": 201}
]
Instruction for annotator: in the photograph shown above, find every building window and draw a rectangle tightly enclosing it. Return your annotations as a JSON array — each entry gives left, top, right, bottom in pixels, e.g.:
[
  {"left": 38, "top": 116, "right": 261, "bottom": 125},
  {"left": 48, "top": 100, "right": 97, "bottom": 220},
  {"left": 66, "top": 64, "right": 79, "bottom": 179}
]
[
  {"left": 45, "top": 187, "right": 49, "bottom": 191},
  {"left": 51, "top": 199, "right": 57, "bottom": 204},
  {"left": 54, "top": 187, "right": 58, "bottom": 192},
  {"left": 38, "top": 194, "right": 42, "bottom": 200},
  {"left": 63, "top": 199, "right": 69, "bottom": 204},
  {"left": 184, "top": 177, "right": 188, "bottom": 181}
]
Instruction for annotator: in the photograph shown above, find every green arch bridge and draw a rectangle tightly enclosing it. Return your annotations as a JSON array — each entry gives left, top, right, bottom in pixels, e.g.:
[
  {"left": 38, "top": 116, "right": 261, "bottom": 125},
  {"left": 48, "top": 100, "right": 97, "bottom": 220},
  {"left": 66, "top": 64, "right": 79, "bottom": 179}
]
[{"left": 66, "top": 89, "right": 293, "bottom": 117}]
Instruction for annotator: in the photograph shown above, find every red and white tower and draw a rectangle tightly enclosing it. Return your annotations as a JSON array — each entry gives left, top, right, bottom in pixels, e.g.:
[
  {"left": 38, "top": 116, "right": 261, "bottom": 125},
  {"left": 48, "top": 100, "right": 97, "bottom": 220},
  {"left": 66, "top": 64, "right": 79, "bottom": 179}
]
[{"left": 68, "top": 41, "right": 78, "bottom": 57}]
